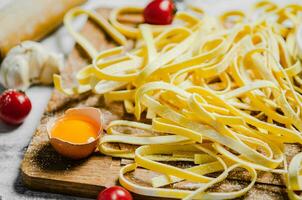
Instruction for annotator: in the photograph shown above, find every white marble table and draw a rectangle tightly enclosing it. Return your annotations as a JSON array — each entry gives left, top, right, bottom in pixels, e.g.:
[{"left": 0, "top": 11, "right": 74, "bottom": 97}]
[{"left": 0, "top": 0, "right": 300, "bottom": 199}]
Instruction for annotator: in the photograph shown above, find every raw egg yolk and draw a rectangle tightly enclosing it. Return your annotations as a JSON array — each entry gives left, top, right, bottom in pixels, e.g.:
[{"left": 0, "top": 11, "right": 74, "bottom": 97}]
[{"left": 51, "top": 116, "right": 99, "bottom": 144}]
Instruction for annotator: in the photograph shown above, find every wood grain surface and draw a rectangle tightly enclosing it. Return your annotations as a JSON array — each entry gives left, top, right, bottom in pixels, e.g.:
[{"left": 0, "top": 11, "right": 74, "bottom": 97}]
[{"left": 21, "top": 7, "right": 300, "bottom": 200}]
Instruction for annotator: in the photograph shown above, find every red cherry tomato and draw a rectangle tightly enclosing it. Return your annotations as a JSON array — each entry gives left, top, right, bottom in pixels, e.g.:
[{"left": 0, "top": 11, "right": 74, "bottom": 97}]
[
  {"left": 0, "top": 89, "right": 32, "bottom": 125},
  {"left": 97, "top": 186, "right": 132, "bottom": 200},
  {"left": 143, "top": 0, "right": 176, "bottom": 25}
]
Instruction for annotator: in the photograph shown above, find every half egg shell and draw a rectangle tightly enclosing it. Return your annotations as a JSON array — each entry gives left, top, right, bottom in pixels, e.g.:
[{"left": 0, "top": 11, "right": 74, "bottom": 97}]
[{"left": 47, "top": 107, "right": 103, "bottom": 159}]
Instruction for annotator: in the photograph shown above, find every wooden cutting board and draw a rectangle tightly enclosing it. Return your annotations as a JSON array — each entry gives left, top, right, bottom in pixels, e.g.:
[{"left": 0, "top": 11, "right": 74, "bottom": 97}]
[{"left": 21, "top": 7, "right": 298, "bottom": 200}]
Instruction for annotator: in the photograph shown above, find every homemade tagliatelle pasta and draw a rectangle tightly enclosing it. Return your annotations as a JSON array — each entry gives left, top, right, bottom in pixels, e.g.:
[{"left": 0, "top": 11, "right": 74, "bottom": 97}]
[{"left": 55, "top": 1, "right": 302, "bottom": 199}]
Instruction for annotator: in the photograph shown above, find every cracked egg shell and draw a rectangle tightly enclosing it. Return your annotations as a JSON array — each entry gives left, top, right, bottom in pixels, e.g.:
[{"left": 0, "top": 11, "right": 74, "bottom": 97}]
[{"left": 47, "top": 107, "right": 103, "bottom": 159}]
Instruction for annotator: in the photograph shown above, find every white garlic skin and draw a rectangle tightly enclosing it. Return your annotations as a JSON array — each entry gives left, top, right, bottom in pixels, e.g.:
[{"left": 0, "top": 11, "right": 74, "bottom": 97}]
[{"left": 0, "top": 41, "right": 63, "bottom": 90}]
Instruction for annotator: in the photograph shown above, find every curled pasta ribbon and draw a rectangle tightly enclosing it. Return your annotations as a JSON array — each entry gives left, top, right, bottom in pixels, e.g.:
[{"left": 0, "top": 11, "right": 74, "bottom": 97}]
[
  {"left": 53, "top": 74, "right": 91, "bottom": 95},
  {"left": 110, "top": 6, "right": 144, "bottom": 38},
  {"left": 56, "top": 1, "right": 302, "bottom": 199},
  {"left": 254, "top": 1, "right": 278, "bottom": 12},
  {"left": 64, "top": 8, "right": 127, "bottom": 58},
  {"left": 287, "top": 152, "right": 302, "bottom": 200},
  {"left": 99, "top": 120, "right": 194, "bottom": 159},
  {"left": 56, "top": 9, "right": 199, "bottom": 96},
  {"left": 220, "top": 11, "right": 246, "bottom": 28},
  {"left": 136, "top": 83, "right": 284, "bottom": 171},
  {"left": 109, "top": 6, "right": 200, "bottom": 39},
  {"left": 55, "top": 8, "right": 128, "bottom": 95},
  {"left": 119, "top": 144, "right": 257, "bottom": 200}
]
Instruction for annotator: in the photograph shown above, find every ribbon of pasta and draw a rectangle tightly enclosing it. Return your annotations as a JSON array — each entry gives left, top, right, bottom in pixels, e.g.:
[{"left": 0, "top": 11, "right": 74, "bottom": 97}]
[{"left": 56, "top": 2, "right": 302, "bottom": 199}]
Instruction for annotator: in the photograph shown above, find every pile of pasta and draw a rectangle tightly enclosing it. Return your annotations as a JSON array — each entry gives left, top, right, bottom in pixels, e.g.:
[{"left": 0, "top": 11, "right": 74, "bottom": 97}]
[{"left": 55, "top": 1, "right": 302, "bottom": 199}]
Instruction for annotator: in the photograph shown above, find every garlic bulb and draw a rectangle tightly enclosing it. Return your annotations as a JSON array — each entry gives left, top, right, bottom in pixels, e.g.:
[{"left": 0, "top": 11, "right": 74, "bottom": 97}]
[{"left": 0, "top": 41, "right": 63, "bottom": 90}]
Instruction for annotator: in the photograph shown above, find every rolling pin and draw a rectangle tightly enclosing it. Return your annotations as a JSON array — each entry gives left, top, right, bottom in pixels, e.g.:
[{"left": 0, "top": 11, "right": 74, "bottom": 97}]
[{"left": 0, "top": 0, "right": 87, "bottom": 59}]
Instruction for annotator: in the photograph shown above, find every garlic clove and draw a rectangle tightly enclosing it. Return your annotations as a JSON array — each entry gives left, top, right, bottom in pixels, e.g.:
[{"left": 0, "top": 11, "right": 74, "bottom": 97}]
[
  {"left": 39, "top": 53, "right": 63, "bottom": 85},
  {"left": 0, "top": 54, "right": 30, "bottom": 90},
  {"left": 27, "top": 43, "right": 49, "bottom": 82}
]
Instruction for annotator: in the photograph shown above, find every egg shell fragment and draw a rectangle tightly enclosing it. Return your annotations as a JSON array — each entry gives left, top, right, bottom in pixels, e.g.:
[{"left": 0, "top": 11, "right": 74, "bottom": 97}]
[{"left": 47, "top": 107, "right": 103, "bottom": 159}]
